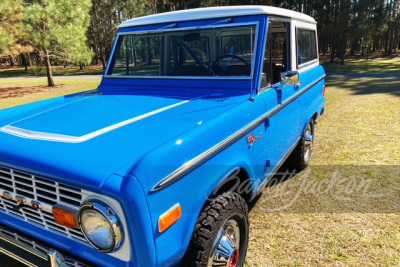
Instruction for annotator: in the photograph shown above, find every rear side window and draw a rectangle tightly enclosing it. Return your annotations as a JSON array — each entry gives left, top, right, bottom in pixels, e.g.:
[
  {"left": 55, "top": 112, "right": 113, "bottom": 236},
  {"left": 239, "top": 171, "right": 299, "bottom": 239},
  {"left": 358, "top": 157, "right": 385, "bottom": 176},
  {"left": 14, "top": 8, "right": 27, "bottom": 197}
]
[{"left": 296, "top": 28, "right": 317, "bottom": 67}]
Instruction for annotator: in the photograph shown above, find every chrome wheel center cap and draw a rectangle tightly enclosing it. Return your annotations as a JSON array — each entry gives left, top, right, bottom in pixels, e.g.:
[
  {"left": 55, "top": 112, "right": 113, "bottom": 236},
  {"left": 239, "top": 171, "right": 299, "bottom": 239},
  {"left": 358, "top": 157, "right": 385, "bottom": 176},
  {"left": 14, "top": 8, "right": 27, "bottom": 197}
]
[{"left": 209, "top": 219, "right": 240, "bottom": 267}]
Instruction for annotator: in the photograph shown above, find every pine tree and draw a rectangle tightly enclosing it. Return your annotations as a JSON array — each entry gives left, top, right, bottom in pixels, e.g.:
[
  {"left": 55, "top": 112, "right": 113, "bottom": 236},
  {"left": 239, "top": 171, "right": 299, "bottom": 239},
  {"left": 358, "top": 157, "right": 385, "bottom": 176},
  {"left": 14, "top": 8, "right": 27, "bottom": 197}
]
[
  {"left": 24, "top": 0, "right": 93, "bottom": 86},
  {"left": 0, "top": 0, "right": 33, "bottom": 65}
]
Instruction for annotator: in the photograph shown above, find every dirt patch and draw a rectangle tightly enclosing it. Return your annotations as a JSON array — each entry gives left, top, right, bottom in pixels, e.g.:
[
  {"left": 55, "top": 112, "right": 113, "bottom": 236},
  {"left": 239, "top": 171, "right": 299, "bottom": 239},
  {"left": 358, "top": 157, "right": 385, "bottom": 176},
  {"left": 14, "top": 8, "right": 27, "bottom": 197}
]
[{"left": 0, "top": 84, "right": 68, "bottom": 99}]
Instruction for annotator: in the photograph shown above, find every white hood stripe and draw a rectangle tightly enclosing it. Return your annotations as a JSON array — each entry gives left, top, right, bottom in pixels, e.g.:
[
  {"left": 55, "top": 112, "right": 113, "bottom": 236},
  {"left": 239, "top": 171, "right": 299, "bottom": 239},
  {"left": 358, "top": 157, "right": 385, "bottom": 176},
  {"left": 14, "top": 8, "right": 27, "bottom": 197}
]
[{"left": 0, "top": 99, "right": 190, "bottom": 143}]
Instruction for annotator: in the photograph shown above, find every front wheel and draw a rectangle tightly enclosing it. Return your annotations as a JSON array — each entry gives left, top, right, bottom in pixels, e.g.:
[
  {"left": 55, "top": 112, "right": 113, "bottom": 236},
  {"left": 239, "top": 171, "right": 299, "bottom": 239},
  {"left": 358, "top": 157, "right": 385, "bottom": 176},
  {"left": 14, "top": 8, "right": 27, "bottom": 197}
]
[{"left": 180, "top": 192, "right": 249, "bottom": 267}]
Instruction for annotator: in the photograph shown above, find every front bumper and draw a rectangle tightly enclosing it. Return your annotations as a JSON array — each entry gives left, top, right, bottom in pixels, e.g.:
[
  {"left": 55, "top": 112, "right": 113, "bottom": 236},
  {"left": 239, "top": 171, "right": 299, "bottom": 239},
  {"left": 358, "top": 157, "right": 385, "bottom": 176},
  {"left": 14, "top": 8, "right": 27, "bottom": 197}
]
[{"left": 0, "top": 223, "right": 93, "bottom": 267}]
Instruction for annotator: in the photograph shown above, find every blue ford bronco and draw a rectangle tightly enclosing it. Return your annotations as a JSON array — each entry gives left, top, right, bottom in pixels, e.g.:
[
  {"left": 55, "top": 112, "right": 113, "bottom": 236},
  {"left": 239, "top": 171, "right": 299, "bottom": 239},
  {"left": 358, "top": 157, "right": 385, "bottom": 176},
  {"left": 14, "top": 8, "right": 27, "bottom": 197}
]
[{"left": 0, "top": 6, "right": 325, "bottom": 267}]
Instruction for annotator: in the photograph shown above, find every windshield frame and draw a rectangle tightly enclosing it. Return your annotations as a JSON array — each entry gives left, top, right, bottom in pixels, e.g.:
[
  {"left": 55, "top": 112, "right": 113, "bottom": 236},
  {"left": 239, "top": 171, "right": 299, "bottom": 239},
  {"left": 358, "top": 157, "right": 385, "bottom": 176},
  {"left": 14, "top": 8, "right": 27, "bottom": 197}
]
[{"left": 104, "top": 21, "right": 260, "bottom": 80}]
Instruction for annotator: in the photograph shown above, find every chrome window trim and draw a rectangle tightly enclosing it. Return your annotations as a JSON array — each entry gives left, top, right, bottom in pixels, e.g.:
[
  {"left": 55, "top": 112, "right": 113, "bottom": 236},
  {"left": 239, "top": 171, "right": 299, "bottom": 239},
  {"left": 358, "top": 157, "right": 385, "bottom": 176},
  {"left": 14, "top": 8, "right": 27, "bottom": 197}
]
[
  {"left": 117, "top": 21, "right": 258, "bottom": 35},
  {"left": 295, "top": 26, "right": 319, "bottom": 69},
  {"left": 104, "top": 22, "right": 260, "bottom": 80},
  {"left": 152, "top": 74, "right": 326, "bottom": 191},
  {"left": 297, "top": 58, "right": 319, "bottom": 70}
]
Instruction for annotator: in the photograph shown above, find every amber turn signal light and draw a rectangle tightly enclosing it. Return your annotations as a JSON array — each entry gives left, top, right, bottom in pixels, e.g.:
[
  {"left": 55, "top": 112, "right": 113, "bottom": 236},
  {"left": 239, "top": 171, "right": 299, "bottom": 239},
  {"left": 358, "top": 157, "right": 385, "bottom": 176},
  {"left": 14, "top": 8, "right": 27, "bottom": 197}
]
[
  {"left": 158, "top": 203, "right": 182, "bottom": 233},
  {"left": 53, "top": 205, "right": 78, "bottom": 229}
]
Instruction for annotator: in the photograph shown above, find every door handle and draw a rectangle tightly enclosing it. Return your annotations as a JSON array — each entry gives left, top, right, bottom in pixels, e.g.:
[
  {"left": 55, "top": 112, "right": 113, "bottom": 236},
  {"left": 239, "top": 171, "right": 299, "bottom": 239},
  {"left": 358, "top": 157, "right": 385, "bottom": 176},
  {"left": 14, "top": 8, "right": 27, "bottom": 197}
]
[{"left": 295, "top": 81, "right": 303, "bottom": 89}]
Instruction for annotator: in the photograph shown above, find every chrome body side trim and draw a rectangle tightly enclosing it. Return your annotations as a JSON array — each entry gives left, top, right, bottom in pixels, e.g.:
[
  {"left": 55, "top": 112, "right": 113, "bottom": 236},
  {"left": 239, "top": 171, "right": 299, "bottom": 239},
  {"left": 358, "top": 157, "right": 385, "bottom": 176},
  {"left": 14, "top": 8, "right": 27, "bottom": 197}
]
[
  {"left": 152, "top": 74, "right": 325, "bottom": 191},
  {"left": 0, "top": 99, "right": 190, "bottom": 143}
]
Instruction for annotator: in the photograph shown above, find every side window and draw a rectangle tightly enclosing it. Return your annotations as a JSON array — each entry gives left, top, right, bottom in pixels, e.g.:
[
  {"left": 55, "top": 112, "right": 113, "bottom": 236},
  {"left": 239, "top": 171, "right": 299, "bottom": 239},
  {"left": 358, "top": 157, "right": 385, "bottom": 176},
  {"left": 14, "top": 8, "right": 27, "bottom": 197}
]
[
  {"left": 262, "top": 21, "right": 289, "bottom": 86},
  {"left": 296, "top": 28, "right": 317, "bottom": 67}
]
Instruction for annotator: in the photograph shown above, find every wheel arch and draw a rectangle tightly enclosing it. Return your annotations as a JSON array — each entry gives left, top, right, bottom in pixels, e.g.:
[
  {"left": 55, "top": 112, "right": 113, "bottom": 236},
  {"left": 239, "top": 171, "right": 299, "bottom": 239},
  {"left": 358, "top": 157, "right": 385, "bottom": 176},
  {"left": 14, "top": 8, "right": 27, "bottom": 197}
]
[
  {"left": 302, "top": 110, "right": 319, "bottom": 132},
  {"left": 197, "top": 166, "right": 254, "bottom": 217},
  {"left": 211, "top": 167, "right": 253, "bottom": 202}
]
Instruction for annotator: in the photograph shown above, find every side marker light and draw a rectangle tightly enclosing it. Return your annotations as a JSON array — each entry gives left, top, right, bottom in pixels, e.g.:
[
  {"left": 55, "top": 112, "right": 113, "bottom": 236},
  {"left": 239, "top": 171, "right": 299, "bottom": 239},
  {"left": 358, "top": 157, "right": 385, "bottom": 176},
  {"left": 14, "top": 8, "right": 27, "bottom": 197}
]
[{"left": 158, "top": 203, "right": 182, "bottom": 233}]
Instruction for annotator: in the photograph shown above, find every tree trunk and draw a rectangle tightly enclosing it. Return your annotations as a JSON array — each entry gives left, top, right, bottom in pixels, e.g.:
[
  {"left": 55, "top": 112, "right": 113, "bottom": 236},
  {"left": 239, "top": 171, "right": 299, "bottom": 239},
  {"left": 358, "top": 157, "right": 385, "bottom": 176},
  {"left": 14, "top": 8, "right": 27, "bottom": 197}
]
[
  {"left": 10, "top": 55, "right": 15, "bottom": 67},
  {"left": 95, "top": 45, "right": 99, "bottom": 65},
  {"left": 388, "top": 23, "right": 395, "bottom": 55},
  {"left": 350, "top": 39, "right": 357, "bottom": 56},
  {"left": 28, "top": 53, "right": 32, "bottom": 66},
  {"left": 21, "top": 54, "right": 29, "bottom": 70},
  {"left": 44, "top": 49, "right": 55, "bottom": 87},
  {"left": 340, "top": 41, "right": 346, "bottom": 65},
  {"left": 100, "top": 47, "right": 106, "bottom": 70},
  {"left": 330, "top": 42, "right": 335, "bottom": 63}
]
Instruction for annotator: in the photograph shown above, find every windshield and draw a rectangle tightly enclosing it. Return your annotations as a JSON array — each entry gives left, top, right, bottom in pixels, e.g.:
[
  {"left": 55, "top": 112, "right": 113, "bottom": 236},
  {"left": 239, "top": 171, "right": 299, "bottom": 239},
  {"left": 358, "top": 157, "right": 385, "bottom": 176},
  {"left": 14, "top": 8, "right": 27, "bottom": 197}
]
[{"left": 107, "top": 24, "right": 257, "bottom": 78}]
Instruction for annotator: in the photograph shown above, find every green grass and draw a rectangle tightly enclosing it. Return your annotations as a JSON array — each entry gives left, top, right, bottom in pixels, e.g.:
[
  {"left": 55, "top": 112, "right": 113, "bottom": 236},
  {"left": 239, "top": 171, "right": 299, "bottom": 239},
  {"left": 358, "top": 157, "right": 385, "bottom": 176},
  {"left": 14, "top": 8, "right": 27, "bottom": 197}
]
[
  {"left": 0, "top": 65, "right": 104, "bottom": 77},
  {"left": 322, "top": 58, "right": 400, "bottom": 74},
  {"left": 247, "top": 76, "right": 400, "bottom": 266},
  {"left": 0, "top": 77, "right": 101, "bottom": 110}
]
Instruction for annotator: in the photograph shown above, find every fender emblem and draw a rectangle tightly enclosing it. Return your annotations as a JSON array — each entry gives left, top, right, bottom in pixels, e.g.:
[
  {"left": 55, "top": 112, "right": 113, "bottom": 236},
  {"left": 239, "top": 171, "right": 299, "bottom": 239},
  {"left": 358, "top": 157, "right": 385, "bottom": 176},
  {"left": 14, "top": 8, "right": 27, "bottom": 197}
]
[{"left": 247, "top": 132, "right": 264, "bottom": 148}]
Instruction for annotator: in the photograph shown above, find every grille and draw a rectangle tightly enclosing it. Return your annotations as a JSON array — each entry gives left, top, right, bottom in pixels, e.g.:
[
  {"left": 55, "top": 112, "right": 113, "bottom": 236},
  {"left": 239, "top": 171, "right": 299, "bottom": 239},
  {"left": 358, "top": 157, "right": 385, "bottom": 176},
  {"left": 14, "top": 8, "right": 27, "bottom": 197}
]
[
  {"left": 0, "top": 165, "right": 88, "bottom": 243},
  {"left": 0, "top": 224, "right": 89, "bottom": 267}
]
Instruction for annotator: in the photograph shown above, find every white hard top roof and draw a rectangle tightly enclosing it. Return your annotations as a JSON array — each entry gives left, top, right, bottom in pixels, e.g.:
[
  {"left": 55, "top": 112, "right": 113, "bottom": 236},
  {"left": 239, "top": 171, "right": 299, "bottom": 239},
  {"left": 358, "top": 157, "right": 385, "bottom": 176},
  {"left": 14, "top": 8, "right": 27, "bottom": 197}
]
[{"left": 119, "top": 5, "right": 316, "bottom": 28}]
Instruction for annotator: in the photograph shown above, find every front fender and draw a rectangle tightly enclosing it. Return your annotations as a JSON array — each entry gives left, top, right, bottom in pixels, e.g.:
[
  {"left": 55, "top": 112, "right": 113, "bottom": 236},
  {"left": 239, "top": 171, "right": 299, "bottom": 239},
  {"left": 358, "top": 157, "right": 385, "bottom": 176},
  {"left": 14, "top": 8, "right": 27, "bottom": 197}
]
[
  {"left": 100, "top": 174, "right": 157, "bottom": 267},
  {"left": 142, "top": 145, "right": 265, "bottom": 266}
]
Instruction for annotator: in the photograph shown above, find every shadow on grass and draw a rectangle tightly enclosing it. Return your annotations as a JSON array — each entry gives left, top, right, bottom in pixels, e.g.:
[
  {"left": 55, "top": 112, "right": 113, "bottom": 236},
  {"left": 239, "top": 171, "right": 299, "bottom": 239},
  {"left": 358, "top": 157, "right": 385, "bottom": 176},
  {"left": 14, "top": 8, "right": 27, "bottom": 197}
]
[
  {"left": 322, "top": 57, "right": 400, "bottom": 74},
  {"left": 327, "top": 77, "right": 400, "bottom": 97},
  {"left": 249, "top": 164, "right": 400, "bottom": 213}
]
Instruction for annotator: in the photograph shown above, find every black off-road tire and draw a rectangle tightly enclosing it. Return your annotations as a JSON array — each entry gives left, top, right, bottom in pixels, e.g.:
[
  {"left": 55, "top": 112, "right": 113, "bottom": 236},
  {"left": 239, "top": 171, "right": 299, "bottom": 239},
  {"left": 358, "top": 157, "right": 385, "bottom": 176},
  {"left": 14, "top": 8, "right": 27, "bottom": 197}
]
[
  {"left": 180, "top": 192, "right": 249, "bottom": 267},
  {"left": 286, "top": 119, "right": 315, "bottom": 172}
]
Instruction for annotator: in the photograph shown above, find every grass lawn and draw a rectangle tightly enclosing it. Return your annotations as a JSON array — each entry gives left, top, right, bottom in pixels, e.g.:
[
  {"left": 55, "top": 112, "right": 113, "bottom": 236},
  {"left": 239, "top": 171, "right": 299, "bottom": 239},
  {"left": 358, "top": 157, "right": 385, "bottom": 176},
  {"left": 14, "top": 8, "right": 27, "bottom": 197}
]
[
  {"left": 0, "top": 64, "right": 104, "bottom": 77},
  {"left": 0, "top": 75, "right": 399, "bottom": 266},
  {"left": 0, "top": 77, "right": 101, "bottom": 110},
  {"left": 246, "top": 77, "right": 400, "bottom": 266},
  {"left": 322, "top": 57, "right": 400, "bottom": 74}
]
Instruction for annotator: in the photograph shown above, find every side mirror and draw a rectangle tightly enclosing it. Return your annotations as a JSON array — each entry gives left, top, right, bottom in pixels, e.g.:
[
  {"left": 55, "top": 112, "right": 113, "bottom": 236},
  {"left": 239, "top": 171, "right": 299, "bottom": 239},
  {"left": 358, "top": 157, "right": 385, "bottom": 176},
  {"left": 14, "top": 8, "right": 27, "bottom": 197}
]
[
  {"left": 276, "top": 71, "right": 301, "bottom": 90},
  {"left": 281, "top": 71, "right": 299, "bottom": 85}
]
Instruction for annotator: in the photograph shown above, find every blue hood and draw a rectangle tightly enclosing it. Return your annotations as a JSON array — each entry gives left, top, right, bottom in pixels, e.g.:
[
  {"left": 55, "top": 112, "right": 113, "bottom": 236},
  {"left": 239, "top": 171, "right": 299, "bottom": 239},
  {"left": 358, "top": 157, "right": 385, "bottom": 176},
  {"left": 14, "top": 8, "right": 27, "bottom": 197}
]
[{"left": 0, "top": 90, "right": 250, "bottom": 192}]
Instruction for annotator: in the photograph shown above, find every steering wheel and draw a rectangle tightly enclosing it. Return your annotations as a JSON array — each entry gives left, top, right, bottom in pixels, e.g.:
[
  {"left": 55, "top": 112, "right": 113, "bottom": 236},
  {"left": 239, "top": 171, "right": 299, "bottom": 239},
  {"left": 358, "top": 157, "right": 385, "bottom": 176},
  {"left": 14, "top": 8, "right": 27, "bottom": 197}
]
[{"left": 211, "top": 55, "right": 250, "bottom": 76}]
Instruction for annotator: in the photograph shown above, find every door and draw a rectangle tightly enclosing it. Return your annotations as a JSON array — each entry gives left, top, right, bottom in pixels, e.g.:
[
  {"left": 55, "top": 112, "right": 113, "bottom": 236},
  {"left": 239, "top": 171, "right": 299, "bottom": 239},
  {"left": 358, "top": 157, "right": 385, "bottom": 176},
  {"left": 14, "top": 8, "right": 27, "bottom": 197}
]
[{"left": 258, "top": 19, "right": 302, "bottom": 172}]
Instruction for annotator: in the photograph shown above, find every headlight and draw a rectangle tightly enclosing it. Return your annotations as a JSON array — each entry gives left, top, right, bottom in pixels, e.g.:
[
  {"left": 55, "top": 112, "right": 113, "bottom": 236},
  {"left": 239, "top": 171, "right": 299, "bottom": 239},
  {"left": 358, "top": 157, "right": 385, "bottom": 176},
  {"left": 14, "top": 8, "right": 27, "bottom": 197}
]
[{"left": 78, "top": 200, "right": 123, "bottom": 253}]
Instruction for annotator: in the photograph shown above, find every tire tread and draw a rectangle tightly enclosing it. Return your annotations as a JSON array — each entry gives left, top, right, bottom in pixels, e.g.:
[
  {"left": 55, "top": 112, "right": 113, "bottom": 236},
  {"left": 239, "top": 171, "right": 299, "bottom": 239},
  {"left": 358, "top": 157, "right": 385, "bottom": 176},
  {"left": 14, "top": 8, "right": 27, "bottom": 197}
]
[{"left": 180, "top": 192, "right": 249, "bottom": 267}]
